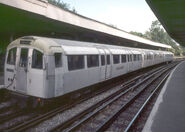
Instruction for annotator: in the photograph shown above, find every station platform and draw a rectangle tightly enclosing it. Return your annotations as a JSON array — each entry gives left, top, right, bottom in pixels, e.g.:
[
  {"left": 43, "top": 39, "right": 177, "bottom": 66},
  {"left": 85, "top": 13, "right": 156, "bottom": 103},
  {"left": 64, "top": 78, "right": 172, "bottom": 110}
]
[{"left": 143, "top": 60, "right": 185, "bottom": 132}]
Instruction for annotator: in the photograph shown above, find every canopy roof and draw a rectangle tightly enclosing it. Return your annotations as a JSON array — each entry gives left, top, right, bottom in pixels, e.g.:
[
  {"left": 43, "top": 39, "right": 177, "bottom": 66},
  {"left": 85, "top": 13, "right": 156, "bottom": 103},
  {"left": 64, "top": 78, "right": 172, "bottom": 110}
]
[
  {"left": 0, "top": 0, "right": 171, "bottom": 50},
  {"left": 146, "top": 0, "right": 185, "bottom": 46}
]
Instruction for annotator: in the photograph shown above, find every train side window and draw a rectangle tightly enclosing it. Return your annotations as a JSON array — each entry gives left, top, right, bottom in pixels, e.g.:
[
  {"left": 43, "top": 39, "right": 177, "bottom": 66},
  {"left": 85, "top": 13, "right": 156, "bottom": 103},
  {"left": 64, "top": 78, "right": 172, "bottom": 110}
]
[
  {"left": 113, "top": 55, "right": 120, "bottom": 64},
  {"left": 121, "top": 55, "right": 126, "bottom": 63},
  {"left": 101, "top": 55, "right": 105, "bottom": 66},
  {"left": 55, "top": 53, "right": 62, "bottom": 68},
  {"left": 87, "top": 55, "right": 99, "bottom": 68},
  {"left": 7, "top": 48, "right": 17, "bottom": 65},
  {"left": 106, "top": 55, "right": 110, "bottom": 65},
  {"left": 32, "top": 49, "right": 43, "bottom": 69},
  {"left": 68, "top": 55, "right": 84, "bottom": 71}
]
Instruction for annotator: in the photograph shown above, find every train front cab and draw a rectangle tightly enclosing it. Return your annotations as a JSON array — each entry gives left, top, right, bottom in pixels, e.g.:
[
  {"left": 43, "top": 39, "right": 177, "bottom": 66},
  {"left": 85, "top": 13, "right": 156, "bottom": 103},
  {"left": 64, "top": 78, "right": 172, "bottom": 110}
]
[{"left": 5, "top": 44, "right": 47, "bottom": 103}]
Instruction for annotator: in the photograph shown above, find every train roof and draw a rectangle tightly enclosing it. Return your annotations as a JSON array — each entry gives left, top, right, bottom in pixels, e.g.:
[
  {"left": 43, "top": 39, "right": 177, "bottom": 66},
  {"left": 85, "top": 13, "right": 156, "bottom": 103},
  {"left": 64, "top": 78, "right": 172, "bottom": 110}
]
[{"left": 8, "top": 36, "right": 173, "bottom": 55}]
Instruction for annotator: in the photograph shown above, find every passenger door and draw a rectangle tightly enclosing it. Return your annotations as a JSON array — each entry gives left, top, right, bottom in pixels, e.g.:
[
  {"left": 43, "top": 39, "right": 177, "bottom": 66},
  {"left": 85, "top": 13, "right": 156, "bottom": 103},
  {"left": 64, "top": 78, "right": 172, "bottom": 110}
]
[
  {"left": 54, "top": 53, "right": 64, "bottom": 97},
  {"left": 104, "top": 49, "right": 111, "bottom": 79},
  {"left": 127, "top": 51, "right": 133, "bottom": 72},
  {"left": 96, "top": 48, "right": 111, "bottom": 80},
  {"left": 97, "top": 48, "right": 106, "bottom": 81},
  {"left": 5, "top": 47, "right": 17, "bottom": 91},
  {"left": 16, "top": 48, "right": 29, "bottom": 93},
  {"left": 28, "top": 49, "right": 44, "bottom": 97}
]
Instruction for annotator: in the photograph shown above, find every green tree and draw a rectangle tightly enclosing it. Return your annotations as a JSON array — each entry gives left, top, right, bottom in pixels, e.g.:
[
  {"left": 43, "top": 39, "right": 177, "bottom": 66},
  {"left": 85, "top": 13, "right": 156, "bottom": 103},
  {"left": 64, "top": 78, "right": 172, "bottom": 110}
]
[
  {"left": 109, "top": 24, "right": 117, "bottom": 28},
  {"left": 47, "top": 0, "right": 77, "bottom": 13},
  {"left": 130, "top": 20, "right": 185, "bottom": 56},
  {"left": 181, "top": 46, "right": 185, "bottom": 56},
  {"left": 146, "top": 20, "right": 184, "bottom": 56},
  {"left": 130, "top": 31, "right": 147, "bottom": 39},
  {"left": 146, "top": 20, "right": 165, "bottom": 43}
]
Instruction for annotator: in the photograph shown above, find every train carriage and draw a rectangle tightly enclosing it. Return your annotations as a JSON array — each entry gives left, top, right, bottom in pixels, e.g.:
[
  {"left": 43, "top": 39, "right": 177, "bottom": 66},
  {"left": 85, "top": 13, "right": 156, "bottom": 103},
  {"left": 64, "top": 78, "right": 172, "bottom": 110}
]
[{"left": 4, "top": 36, "right": 174, "bottom": 106}]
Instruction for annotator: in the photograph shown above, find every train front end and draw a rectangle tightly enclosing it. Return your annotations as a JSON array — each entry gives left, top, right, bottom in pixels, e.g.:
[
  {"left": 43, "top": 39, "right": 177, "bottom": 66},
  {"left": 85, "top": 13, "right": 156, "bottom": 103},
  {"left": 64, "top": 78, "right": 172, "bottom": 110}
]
[{"left": 4, "top": 37, "right": 50, "bottom": 107}]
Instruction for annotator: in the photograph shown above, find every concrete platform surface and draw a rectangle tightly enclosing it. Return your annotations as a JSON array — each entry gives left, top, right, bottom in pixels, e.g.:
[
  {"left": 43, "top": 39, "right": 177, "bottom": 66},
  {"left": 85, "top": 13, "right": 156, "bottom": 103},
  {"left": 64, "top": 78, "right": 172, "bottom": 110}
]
[{"left": 143, "top": 61, "right": 185, "bottom": 132}]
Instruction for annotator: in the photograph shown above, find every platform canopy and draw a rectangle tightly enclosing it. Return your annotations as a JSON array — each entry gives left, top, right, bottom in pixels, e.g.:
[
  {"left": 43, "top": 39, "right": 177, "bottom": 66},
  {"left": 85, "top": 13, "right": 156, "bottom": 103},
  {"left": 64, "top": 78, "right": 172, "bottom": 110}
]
[
  {"left": 0, "top": 0, "right": 171, "bottom": 50},
  {"left": 146, "top": 0, "right": 185, "bottom": 46}
]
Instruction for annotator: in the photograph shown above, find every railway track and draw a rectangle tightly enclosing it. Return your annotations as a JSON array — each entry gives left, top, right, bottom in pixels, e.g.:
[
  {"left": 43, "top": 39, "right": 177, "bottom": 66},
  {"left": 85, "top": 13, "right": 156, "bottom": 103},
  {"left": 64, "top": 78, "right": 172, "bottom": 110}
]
[
  {"left": 0, "top": 110, "right": 24, "bottom": 124},
  {"left": 1, "top": 72, "right": 143, "bottom": 132},
  {"left": 96, "top": 69, "right": 171, "bottom": 132},
  {"left": 1, "top": 62, "right": 179, "bottom": 132},
  {"left": 0, "top": 102, "right": 37, "bottom": 131},
  {"left": 0, "top": 101, "right": 14, "bottom": 114},
  {"left": 123, "top": 73, "right": 169, "bottom": 132},
  {"left": 0, "top": 100, "right": 22, "bottom": 125},
  {"left": 50, "top": 62, "right": 178, "bottom": 132}
]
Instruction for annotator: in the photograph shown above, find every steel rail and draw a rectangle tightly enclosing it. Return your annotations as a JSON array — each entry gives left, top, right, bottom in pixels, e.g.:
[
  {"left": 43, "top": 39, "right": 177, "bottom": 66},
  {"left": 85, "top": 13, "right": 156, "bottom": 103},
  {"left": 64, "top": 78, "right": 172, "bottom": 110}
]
[
  {"left": 0, "top": 110, "right": 25, "bottom": 124},
  {"left": 123, "top": 72, "right": 170, "bottom": 132},
  {"left": 50, "top": 76, "right": 137, "bottom": 132},
  {"left": 6, "top": 104, "right": 71, "bottom": 132},
  {"left": 62, "top": 63, "right": 176, "bottom": 132},
  {"left": 95, "top": 64, "right": 175, "bottom": 132}
]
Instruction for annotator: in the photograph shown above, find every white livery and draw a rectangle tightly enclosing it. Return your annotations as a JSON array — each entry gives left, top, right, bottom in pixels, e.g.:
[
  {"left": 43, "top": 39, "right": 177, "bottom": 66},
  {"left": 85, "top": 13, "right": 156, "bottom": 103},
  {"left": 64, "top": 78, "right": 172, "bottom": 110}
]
[{"left": 4, "top": 36, "right": 173, "bottom": 102}]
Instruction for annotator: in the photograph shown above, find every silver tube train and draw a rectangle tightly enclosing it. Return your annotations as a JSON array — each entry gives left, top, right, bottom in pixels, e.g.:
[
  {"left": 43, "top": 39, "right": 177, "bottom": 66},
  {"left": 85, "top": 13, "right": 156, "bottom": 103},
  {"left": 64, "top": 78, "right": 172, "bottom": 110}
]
[{"left": 4, "top": 36, "right": 173, "bottom": 106}]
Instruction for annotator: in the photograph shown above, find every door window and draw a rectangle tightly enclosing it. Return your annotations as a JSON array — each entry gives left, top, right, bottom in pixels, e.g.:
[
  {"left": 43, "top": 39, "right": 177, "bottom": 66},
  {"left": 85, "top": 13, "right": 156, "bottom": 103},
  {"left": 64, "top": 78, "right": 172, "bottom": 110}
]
[
  {"left": 130, "top": 55, "right": 132, "bottom": 61},
  {"left": 121, "top": 55, "right": 126, "bottom": 63},
  {"left": 134, "top": 55, "right": 137, "bottom": 61},
  {"left": 106, "top": 55, "right": 110, "bottom": 65},
  {"left": 19, "top": 48, "right": 28, "bottom": 67},
  {"left": 32, "top": 49, "right": 43, "bottom": 69},
  {"left": 7, "top": 48, "right": 17, "bottom": 65},
  {"left": 127, "top": 55, "right": 130, "bottom": 62},
  {"left": 55, "top": 53, "right": 62, "bottom": 68},
  {"left": 101, "top": 55, "right": 105, "bottom": 66}
]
